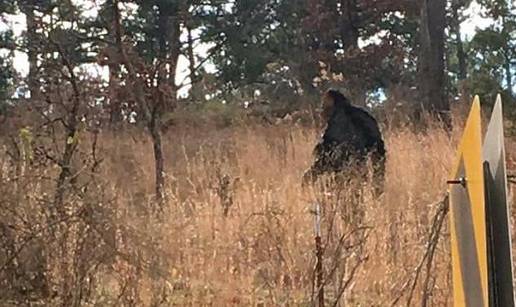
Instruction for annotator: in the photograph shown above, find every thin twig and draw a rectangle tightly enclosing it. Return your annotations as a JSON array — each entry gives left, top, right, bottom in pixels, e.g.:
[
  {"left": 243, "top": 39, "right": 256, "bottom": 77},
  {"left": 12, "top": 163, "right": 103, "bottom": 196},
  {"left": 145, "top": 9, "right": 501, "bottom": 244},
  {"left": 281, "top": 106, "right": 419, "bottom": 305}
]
[
  {"left": 390, "top": 196, "right": 449, "bottom": 307},
  {"left": 0, "top": 211, "right": 84, "bottom": 273},
  {"left": 332, "top": 254, "right": 369, "bottom": 307},
  {"left": 421, "top": 196, "right": 449, "bottom": 306}
]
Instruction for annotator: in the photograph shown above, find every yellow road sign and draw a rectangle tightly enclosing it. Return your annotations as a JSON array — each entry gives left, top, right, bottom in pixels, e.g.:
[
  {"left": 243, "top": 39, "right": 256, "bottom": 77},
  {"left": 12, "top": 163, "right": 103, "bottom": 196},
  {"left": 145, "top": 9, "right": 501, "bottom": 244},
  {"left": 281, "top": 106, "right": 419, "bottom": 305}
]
[{"left": 449, "top": 96, "right": 488, "bottom": 307}]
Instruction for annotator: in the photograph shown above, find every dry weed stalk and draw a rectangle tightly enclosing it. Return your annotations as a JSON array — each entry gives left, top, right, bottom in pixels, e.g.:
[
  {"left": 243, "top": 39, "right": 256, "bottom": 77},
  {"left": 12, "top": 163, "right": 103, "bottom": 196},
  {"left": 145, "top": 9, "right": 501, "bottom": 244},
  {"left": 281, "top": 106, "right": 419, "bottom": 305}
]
[{"left": 390, "top": 196, "right": 449, "bottom": 306}]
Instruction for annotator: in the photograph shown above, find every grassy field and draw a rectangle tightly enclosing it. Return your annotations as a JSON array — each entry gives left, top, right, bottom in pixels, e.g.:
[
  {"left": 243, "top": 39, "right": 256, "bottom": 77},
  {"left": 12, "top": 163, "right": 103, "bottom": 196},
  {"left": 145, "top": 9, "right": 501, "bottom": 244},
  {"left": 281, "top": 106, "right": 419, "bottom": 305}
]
[
  {"left": 1, "top": 113, "right": 515, "bottom": 306},
  {"left": 103, "top": 120, "right": 456, "bottom": 305}
]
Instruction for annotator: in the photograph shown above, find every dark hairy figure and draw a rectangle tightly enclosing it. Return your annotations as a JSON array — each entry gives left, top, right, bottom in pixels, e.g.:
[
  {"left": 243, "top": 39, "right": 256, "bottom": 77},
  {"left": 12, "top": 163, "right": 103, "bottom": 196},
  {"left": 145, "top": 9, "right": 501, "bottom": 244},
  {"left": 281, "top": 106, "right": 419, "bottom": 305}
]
[{"left": 304, "top": 89, "right": 386, "bottom": 193}]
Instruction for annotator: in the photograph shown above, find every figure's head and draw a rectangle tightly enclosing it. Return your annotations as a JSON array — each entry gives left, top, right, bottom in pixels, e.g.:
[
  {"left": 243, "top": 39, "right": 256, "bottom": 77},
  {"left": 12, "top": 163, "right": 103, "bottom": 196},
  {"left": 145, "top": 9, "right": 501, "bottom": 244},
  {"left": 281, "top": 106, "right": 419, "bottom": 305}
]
[{"left": 321, "top": 88, "right": 350, "bottom": 120}]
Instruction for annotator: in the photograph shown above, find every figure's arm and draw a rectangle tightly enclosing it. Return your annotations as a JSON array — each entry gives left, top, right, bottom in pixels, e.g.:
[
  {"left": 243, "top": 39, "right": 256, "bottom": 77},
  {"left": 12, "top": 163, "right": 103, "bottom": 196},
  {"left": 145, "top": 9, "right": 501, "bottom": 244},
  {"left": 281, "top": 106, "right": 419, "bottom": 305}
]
[
  {"left": 303, "top": 141, "right": 328, "bottom": 184},
  {"left": 348, "top": 107, "right": 385, "bottom": 154}
]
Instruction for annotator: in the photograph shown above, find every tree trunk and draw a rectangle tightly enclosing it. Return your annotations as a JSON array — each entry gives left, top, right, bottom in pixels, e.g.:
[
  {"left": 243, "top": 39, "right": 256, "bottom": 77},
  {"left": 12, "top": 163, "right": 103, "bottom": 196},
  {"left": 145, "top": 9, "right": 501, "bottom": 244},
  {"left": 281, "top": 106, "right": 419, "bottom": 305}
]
[
  {"left": 157, "top": 7, "right": 169, "bottom": 59},
  {"left": 187, "top": 28, "right": 196, "bottom": 83},
  {"left": 339, "top": 0, "right": 359, "bottom": 50},
  {"left": 23, "top": 2, "right": 40, "bottom": 100},
  {"left": 417, "top": 0, "right": 449, "bottom": 124},
  {"left": 450, "top": 1, "right": 467, "bottom": 80},
  {"left": 454, "top": 33, "right": 466, "bottom": 81},
  {"left": 505, "top": 55, "right": 512, "bottom": 97},
  {"left": 167, "top": 16, "right": 180, "bottom": 111},
  {"left": 149, "top": 114, "right": 165, "bottom": 208},
  {"left": 502, "top": 16, "right": 513, "bottom": 97},
  {"left": 186, "top": 27, "right": 199, "bottom": 102},
  {"left": 108, "top": 63, "right": 123, "bottom": 124},
  {"left": 113, "top": 0, "right": 166, "bottom": 208},
  {"left": 456, "top": 33, "right": 467, "bottom": 81},
  {"left": 339, "top": 0, "right": 366, "bottom": 104},
  {"left": 157, "top": 2, "right": 180, "bottom": 111}
]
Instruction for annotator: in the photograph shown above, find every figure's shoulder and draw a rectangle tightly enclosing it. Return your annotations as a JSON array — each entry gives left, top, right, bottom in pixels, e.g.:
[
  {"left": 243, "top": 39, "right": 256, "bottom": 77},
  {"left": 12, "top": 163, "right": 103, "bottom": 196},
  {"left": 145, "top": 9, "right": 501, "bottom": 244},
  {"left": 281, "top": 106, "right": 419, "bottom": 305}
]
[{"left": 347, "top": 105, "right": 378, "bottom": 124}]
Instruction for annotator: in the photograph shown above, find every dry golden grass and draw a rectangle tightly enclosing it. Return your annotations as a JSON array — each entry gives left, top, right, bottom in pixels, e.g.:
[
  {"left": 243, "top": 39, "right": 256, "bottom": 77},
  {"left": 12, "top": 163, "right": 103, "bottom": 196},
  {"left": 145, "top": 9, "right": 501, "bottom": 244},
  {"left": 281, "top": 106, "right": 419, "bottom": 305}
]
[
  {"left": 97, "top": 120, "right": 463, "bottom": 306},
  {"left": 2, "top": 114, "right": 515, "bottom": 306}
]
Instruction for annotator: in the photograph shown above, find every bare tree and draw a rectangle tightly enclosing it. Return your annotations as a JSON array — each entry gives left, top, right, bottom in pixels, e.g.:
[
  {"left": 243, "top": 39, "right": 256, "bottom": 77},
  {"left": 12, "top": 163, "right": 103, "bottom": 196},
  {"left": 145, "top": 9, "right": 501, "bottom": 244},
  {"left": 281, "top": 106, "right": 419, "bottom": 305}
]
[{"left": 112, "top": 0, "right": 167, "bottom": 209}]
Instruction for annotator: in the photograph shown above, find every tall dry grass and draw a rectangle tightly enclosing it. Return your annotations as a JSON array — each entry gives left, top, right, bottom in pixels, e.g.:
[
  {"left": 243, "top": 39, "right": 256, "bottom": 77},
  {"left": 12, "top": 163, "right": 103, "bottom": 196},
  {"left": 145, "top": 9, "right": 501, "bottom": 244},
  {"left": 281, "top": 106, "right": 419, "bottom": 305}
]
[
  {"left": 101, "top": 120, "right": 458, "bottom": 305},
  {"left": 1, "top": 115, "right": 514, "bottom": 306}
]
